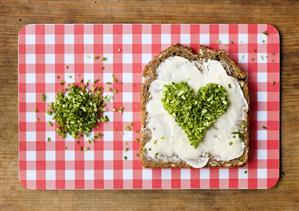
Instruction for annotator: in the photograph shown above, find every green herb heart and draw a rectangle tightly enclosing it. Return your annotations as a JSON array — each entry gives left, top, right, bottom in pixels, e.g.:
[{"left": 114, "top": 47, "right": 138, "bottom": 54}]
[{"left": 162, "top": 82, "right": 229, "bottom": 148}]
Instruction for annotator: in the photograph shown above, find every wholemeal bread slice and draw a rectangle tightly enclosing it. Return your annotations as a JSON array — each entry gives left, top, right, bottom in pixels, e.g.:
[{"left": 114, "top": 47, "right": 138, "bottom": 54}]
[{"left": 141, "top": 44, "right": 249, "bottom": 168}]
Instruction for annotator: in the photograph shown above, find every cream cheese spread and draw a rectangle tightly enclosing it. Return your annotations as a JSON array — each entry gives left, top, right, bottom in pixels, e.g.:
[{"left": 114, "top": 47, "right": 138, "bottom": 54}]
[{"left": 144, "top": 56, "right": 248, "bottom": 168}]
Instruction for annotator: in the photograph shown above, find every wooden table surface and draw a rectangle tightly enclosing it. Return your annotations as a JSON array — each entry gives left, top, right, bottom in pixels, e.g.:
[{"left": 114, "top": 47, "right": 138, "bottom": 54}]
[{"left": 1, "top": 0, "right": 299, "bottom": 210}]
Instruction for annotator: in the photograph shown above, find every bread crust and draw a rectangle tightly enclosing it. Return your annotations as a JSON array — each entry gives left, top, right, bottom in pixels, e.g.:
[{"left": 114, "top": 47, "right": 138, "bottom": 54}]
[{"left": 141, "top": 44, "right": 249, "bottom": 168}]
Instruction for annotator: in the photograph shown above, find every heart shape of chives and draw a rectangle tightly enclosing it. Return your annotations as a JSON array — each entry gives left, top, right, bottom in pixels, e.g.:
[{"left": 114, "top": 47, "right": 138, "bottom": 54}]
[{"left": 161, "top": 82, "right": 229, "bottom": 148}]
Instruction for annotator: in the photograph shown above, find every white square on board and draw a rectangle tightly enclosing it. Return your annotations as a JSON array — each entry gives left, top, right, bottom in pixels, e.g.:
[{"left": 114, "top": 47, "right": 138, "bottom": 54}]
[
  {"left": 122, "top": 34, "right": 132, "bottom": 44},
  {"left": 26, "top": 170, "right": 36, "bottom": 180},
  {"left": 64, "top": 34, "right": 74, "bottom": 44},
  {"left": 123, "top": 170, "right": 133, "bottom": 180},
  {"left": 200, "top": 34, "right": 209, "bottom": 44},
  {"left": 26, "top": 54, "right": 35, "bottom": 64},
  {"left": 65, "top": 150, "right": 74, "bottom": 161},
  {"left": 123, "top": 53, "right": 133, "bottom": 64},
  {"left": 257, "top": 168, "right": 267, "bottom": 179},
  {"left": 122, "top": 92, "right": 133, "bottom": 103},
  {"left": 219, "top": 168, "right": 229, "bottom": 179},
  {"left": 238, "top": 168, "right": 248, "bottom": 179},
  {"left": 26, "top": 131, "right": 36, "bottom": 142},
  {"left": 65, "top": 170, "right": 75, "bottom": 180},
  {"left": 26, "top": 73, "right": 35, "bottom": 83},
  {"left": 103, "top": 73, "right": 113, "bottom": 83},
  {"left": 45, "top": 73, "right": 55, "bottom": 84},
  {"left": 122, "top": 73, "right": 133, "bottom": 83},
  {"left": 258, "top": 33, "right": 268, "bottom": 44},
  {"left": 257, "top": 130, "right": 267, "bottom": 141},
  {"left": 46, "top": 170, "right": 56, "bottom": 180},
  {"left": 257, "top": 111, "right": 267, "bottom": 121},
  {"left": 161, "top": 34, "right": 171, "bottom": 44},
  {"left": 257, "top": 53, "right": 268, "bottom": 63},
  {"left": 104, "top": 170, "right": 114, "bottom": 180},
  {"left": 26, "top": 112, "right": 36, "bottom": 122},
  {"left": 46, "top": 92, "right": 55, "bottom": 103},
  {"left": 83, "top": 73, "right": 94, "bottom": 83},
  {"left": 238, "top": 53, "right": 248, "bottom": 64},
  {"left": 238, "top": 34, "right": 248, "bottom": 44},
  {"left": 180, "top": 34, "right": 190, "bottom": 44},
  {"left": 26, "top": 151, "right": 36, "bottom": 161},
  {"left": 104, "top": 111, "right": 113, "bottom": 122},
  {"left": 84, "top": 34, "right": 94, "bottom": 44},
  {"left": 84, "top": 54, "right": 94, "bottom": 64},
  {"left": 123, "top": 112, "right": 133, "bottom": 122},
  {"left": 142, "top": 34, "right": 152, "bottom": 44},
  {"left": 64, "top": 54, "right": 74, "bottom": 64},
  {"left": 200, "top": 169, "right": 210, "bottom": 179},
  {"left": 102, "top": 53, "right": 113, "bottom": 64},
  {"left": 161, "top": 169, "right": 171, "bottom": 180},
  {"left": 84, "top": 170, "right": 94, "bottom": 180},
  {"left": 257, "top": 149, "right": 267, "bottom": 159},
  {"left": 46, "top": 131, "right": 56, "bottom": 142},
  {"left": 64, "top": 73, "right": 74, "bottom": 83},
  {"left": 46, "top": 151, "right": 56, "bottom": 161},
  {"left": 45, "top": 34, "right": 55, "bottom": 44},
  {"left": 84, "top": 150, "right": 94, "bottom": 161},
  {"left": 104, "top": 151, "right": 114, "bottom": 160},
  {"left": 26, "top": 93, "right": 36, "bottom": 103},
  {"left": 142, "top": 169, "right": 152, "bottom": 180},
  {"left": 45, "top": 54, "right": 55, "bottom": 64},
  {"left": 104, "top": 131, "right": 113, "bottom": 141},
  {"left": 103, "top": 34, "right": 113, "bottom": 44},
  {"left": 257, "top": 92, "right": 267, "bottom": 102},
  {"left": 26, "top": 34, "right": 35, "bottom": 44},
  {"left": 180, "top": 169, "right": 191, "bottom": 180},
  {"left": 257, "top": 73, "right": 267, "bottom": 83},
  {"left": 123, "top": 131, "right": 133, "bottom": 141},
  {"left": 219, "top": 34, "right": 229, "bottom": 44},
  {"left": 142, "top": 54, "right": 152, "bottom": 64}
]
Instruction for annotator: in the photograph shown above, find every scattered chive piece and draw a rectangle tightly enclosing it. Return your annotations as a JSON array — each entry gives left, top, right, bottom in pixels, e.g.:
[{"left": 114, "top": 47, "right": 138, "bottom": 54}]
[
  {"left": 41, "top": 94, "right": 47, "bottom": 102},
  {"left": 154, "top": 140, "right": 157, "bottom": 144},
  {"left": 228, "top": 84, "right": 232, "bottom": 89},
  {"left": 69, "top": 75, "right": 72, "bottom": 78},
  {"left": 160, "top": 136, "right": 165, "bottom": 140},
  {"left": 106, "top": 82, "right": 112, "bottom": 85},
  {"left": 262, "top": 40, "right": 266, "bottom": 43},
  {"left": 262, "top": 31, "right": 269, "bottom": 36},
  {"left": 102, "top": 57, "right": 107, "bottom": 61},
  {"left": 112, "top": 74, "right": 118, "bottom": 83},
  {"left": 124, "top": 156, "right": 127, "bottom": 160},
  {"left": 148, "top": 148, "right": 151, "bottom": 151},
  {"left": 155, "top": 152, "right": 158, "bottom": 158},
  {"left": 229, "top": 141, "right": 233, "bottom": 146},
  {"left": 244, "top": 170, "right": 248, "bottom": 174},
  {"left": 47, "top": 121, "right": 53, "bottom": 126},
  {"left": 94, "top": 79, "right": 100, "bottom": 84},
  {"left": 47, "top": 137, "right": 51, "bottom": 142}
]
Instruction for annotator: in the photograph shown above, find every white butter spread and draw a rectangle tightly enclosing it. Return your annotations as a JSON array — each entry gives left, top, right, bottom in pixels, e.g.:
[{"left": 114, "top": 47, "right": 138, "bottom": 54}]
[{"left": 144, "top": 56, "right": 248, "bottom": 168}]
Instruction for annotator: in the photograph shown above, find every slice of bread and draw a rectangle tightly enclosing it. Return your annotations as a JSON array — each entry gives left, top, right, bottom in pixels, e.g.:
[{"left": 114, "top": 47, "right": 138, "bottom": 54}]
[{"left": 141, "top": 44, "right": 249, "bottom": 168}]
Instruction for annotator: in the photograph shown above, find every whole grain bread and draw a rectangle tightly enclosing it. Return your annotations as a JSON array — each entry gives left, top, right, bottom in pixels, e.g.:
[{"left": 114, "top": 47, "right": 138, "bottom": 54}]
[{"left": 141, "top": 44, "right": 249, "bottom": 168}]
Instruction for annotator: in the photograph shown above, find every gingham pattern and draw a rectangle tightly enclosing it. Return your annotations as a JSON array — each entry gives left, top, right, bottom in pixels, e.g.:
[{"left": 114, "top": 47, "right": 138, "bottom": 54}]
[{"left": 18, "top": 24, "right": 280, "bottom": 189}]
